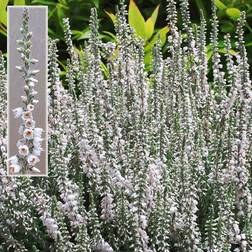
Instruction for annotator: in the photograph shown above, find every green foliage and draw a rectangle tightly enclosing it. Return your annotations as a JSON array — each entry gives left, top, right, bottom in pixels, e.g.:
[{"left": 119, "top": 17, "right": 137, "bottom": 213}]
[
  {"left": 106, "top": 0, "right": 169, "bottom": 70},
  {"left": 1, "top": 0, "right": 252, "bottom": 72},
  {"left": 0, "top": 0, "right": 8, "bottom": 36}
]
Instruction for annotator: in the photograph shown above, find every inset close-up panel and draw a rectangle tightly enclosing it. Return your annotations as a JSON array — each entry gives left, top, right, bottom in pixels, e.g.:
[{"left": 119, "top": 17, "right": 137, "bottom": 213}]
[{"left": 8, "top": 6, "right": 48, "bottom": 176}]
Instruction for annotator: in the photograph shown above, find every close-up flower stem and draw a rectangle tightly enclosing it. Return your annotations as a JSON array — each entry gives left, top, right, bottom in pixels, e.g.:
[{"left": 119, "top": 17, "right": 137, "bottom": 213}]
[{"left": 8, "top": 8, "right": 43, "bottom": 175}]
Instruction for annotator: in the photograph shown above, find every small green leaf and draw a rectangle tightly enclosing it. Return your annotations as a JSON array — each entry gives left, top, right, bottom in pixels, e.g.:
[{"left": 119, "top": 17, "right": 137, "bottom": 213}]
[
  {"left": 128, "top": 0, "right": 146, "bottom": 39},
  {"left": 105, "top": 11, "right": 116, "bottom": 24},
  {"left": 195, "top": 0, "right": 207, "bottom": 18},
  {"left": 220, "top": 21, "right": 235, "bottom": 33},
  {"left": 57, "top": 60, "right": 67, "bottom": 71},
  {"left": 144, "top": 51, "right": 152, "bottom": 65},
  {"left": 226, "top": 8, "right": 241, "bottom": 20},
  {"left": 145, "top": 26, "right": 169, "bottom": 52},
  {"left": 32, "top": 0, "right": 56, "bottom": 5},
  {"left": 0, "top": 0, "right": 8, "bottom": 26},
  {"left": 218, "top": 48, "right": 236, "bottom": 55},
  {"left": 103, "top": 31, "right": 117, "bottom": 42},
  {"left": 92, "top": 0, "right": 100, "bottom": 8},
  {"left": 207, "top": 50, "right": 213, "bottom": 61},
  {"left": 0, "top": 28, "right": 7, "bottom": 36},
  {"left": 149, "top": 4, "right": 159, "bottom": 26},
  {"left": 145, "top": 18, "right": 154, "bottom": 41},
  {"left": 72, "top": 28, "right": 91, "bottom": 40},
  {"left": 14, "top": 0, "right": 26, "bottom": 5},
  {"left": 214, "top": 0, "right": 227, "bottom": 10},
  {"left": 245, "top": 42, "right": 252, "bottom": 47},
  {"left": 100, "top": 62, "right": 109, "bottom": 78},
  {"left": 145, "top": 4, "right": 159, "bottom": 41}
]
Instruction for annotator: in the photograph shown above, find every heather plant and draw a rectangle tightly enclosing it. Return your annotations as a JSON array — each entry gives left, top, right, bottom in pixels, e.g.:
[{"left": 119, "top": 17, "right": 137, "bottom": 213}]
[
  {"left": 0, "top": 0, "right": 252, "bottom": 251},
  {"left": 8, "top": 8, "right": 44, "bottom": 175}
]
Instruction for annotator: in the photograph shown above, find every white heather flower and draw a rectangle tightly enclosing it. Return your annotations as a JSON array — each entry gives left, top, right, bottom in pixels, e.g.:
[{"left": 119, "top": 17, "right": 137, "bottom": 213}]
[
  {"left": 28, "top": 77, "right": 38, "bottom": 83},
  {"left": 24, "top": 119, "right": 35, "bottom": 128},
  {"left": 95, "top": 240, "right": 113, "bottom": 252},
  {"left": 30, "top": 58, "right": 38, "bottom": 63},
  {"left": 33, "top": 137, "right": 43, "bottom": 147},
  {"left": 28, "top": 81, "right": 35, "bottom": 87},
  {"left": 27, "top": 154, "right": 40, "bottom": 166},
  {"left": 34, "top": 128, "right": 43, "bottom": 138},
  {"left": 30, "top": 69, "right": 40, "bottom": 74},
  {"left": 18, "top": 145, "right": 29, "bottom": 156},
  {"left": 8, "top": 155, "right": 19, "bottom": 165},
  {"left": 241, "top": 240, "right": 247, "bottom": 249},
  {"left": 0, "top": 145, "right": 5, "bottom": 152},
  {"left": 12, "top": 107, "right": 23, "bottom": 118},
  {"left": 31, "top": 167, "right": 40, "bottom": 173},
  {"left": 27, "top": 104, "right": 34, "bottom": 111},
  {"left": 31, "top": 90, "right": 38, "bottom": 96},
  {"left": 33, "top": 99, "right": 39, "bottom": 104},
  {"left": 233, "top": 223, "right": 240, "bottom": 234},
  {"left": 9, "top": 164, "right": 21, "bottom": 174},
  {"left": 16, "top": 139, "right": 26, "bottom": 147},
  {"left": 33, "top": 147, "right": 42, "bottom": 156},
  {"left": 23, "top": 128, "right": 33, "bottom": 139},
  {"left": 24, "top": 85, "right": 29, "bottom": 91},
  {"left": 22, "top": 111, "right": 32, "bottom": 120},
  {"left": 18, "top": 125, "right": 24, "bottom": 135},
  {"left": 21, "top": 96, "right": 27, "bottom": 102},
  {"left": 15, "top": 65, "right": 22, "bottom": 71}
]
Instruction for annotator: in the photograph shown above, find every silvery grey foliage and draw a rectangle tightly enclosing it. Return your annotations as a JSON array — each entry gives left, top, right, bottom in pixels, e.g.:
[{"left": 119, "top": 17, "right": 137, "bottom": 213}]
[
  {"left": 9, "top": 8, "right": 44, "bottom": 175},
  {"left": 0, "top": 0, "right": 252, "bottom": 251}
]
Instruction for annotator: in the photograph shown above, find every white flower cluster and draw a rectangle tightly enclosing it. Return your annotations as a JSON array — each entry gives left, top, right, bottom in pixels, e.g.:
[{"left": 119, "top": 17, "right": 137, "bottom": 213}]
[{"left": 8, "top": 8, "right": 43, "bottom": 175}]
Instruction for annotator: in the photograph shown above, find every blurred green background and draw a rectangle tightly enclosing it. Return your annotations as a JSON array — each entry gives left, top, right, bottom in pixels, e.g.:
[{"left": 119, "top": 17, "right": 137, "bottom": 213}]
[{"left": 1, "top": 0, "right": 252, "bottom": 73}]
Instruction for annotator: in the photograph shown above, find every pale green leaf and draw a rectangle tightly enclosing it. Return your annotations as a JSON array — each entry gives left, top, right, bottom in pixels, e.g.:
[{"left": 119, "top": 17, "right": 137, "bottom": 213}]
[
  {"left": 245, "top": 42, "right": 252, "bottom": 47},
  {"left": 149, "top": 4, "right": 159, "bottom": 26},
  {"left": 145, "top": 26, "right": 169, "bottom": 52},
  {"left": 144, "top": 50, "right": 152, "bottom": 65},
  {"left": 207, "top": 50, "right": 213, "bottom": 61},
  {"left": 100, "top": 62, "right": 109, "bottom": 78},
  {"left": 226, "top": 8, "right": 241, "bottom": 20},
  {"left": 128, "top": 0, "right": 146, "bottom": 39},
  {"left": 218, "top": 48, "right": 237, "bottom": 55},
  {"left": 0, "top": 0, "right": 8, "bottom": 26},
  {"left": 145, "top": 18, "right": 154, "bottom": 41},
  {"left": 105, "top": 10, "right": 116, "bottom": 24},
  {"left": 0, "top": 28, "right": 7, "bottom": 36},
  {"left": 14, "top": 0, "right": 26, "bottom": 5},
  {"left": 195, "top": 0, "right": 207, "bottom": 18},
  {"left": 103, "top": 31, "right": 117, "bottom": 41},
  {"left": 220, "top": 21, "right": 235, "bottom": 32},
  {"left": 93, "top": 0, "right": 100, "bottom": 8},
  {"left": 214, "top": 0, "right": 227, "bottom": 10},
  {"left": 145, "top": 4, "right": 159, "bottom": 41}
]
